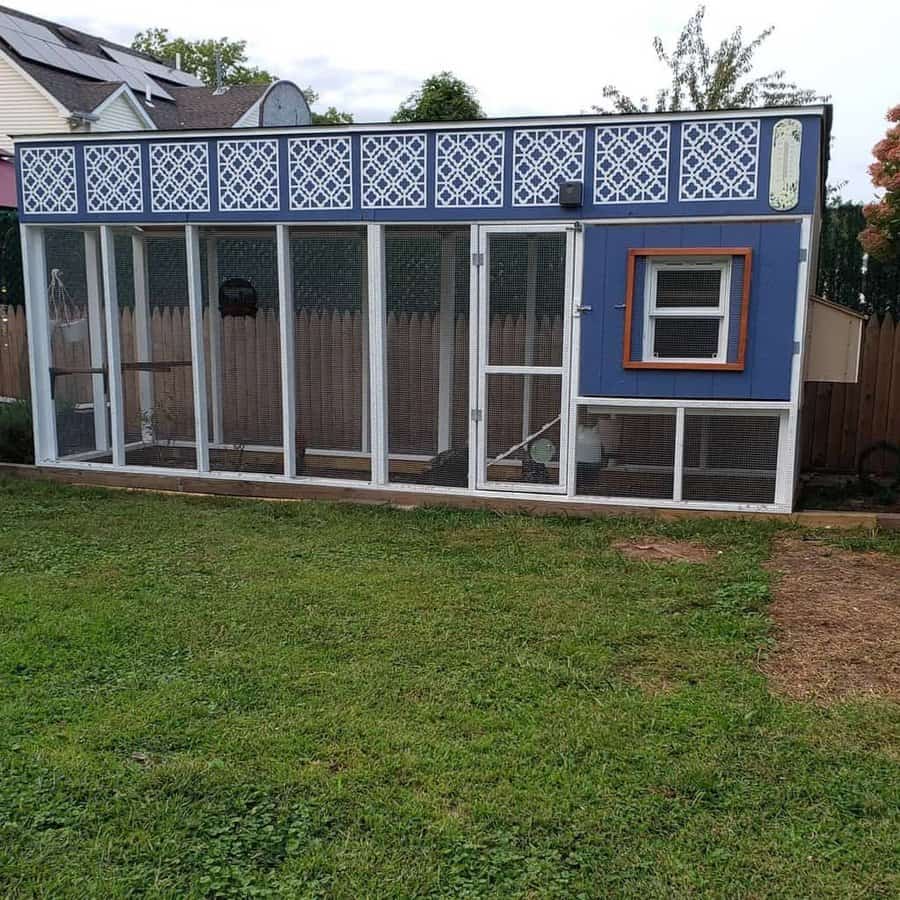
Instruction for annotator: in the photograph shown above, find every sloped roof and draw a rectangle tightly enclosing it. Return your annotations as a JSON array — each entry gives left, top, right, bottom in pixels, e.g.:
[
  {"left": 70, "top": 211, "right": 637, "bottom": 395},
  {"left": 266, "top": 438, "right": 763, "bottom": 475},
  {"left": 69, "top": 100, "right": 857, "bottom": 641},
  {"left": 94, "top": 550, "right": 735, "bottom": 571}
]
[{"left": 0, "top": 4, "right": 266, "bottom": 128}]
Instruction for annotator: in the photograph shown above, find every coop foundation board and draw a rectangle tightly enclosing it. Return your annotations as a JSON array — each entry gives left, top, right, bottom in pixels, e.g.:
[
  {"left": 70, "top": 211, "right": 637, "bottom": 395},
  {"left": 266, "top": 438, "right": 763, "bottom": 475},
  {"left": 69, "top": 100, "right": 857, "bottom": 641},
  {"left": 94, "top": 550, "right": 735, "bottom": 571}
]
[{"left": 16, "top": 106, "right": 830, "bottom": 513}]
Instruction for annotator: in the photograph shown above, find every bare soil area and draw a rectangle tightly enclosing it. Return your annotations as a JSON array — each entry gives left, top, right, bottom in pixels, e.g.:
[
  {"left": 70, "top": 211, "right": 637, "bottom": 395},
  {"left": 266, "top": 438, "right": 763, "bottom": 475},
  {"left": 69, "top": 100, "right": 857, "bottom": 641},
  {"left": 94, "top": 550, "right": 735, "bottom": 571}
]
[
  {"left": 763, "top": 537, "right": 900, "bottom": 703},
  {"left": 611, "top": 538, "right": 713, "bottom": 563}
]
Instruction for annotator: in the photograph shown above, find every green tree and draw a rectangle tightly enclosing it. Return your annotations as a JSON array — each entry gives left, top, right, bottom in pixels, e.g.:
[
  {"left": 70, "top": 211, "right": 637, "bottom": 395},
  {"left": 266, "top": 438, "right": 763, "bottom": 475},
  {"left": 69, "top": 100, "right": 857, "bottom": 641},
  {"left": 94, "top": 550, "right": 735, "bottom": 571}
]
[
  {"left": 597, "top": 6, "right": 826, "bottom": 113},
  {"left": 392, "top": 72, "right": 484, "bottom": 123},
  {"left": 302, "top": 88, "right": 354, "bottom": 126},
  {"left": 131, "top": 28, "right": 273, "bottom": 86}
]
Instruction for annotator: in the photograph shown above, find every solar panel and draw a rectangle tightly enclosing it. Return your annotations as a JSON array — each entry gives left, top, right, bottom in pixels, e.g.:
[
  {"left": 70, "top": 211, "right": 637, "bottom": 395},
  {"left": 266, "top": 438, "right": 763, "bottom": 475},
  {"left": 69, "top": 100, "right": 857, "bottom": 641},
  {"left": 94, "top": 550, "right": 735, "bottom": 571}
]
[
  {"left": 102, "top": 45, "right": 202, "bottom": 88},
  {"left": 0, "top": 25, "right": 174, "bottom": 101},
  {"left": 0, "top": 12, "right": 64, "bottom": 45}
]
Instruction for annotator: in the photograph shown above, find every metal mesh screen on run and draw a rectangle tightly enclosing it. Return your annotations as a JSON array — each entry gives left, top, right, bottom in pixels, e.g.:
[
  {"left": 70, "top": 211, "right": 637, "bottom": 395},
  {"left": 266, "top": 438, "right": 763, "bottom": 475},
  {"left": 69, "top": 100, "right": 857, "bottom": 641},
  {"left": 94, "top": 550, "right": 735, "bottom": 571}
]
[
  {"left": 117, "top": 234, "right": 197, "bottom": 469},
  {"left": 291, "top": 227, "right": 369, "bottom": 481},
  {"left": 488, "top": 232, "right": 566, "bottom": 367},
  {"left": 44, "top": 229, "right": 110, "bottom": 461},
  {"left": 683, "top": 414, "right": 780, "bottom": 503},
  {"left": 485, "top": 374, "right": 562, "bottom": 487},
  {"left": 207, "top": 232, "right": 283, "bottom": 474},
  {"left": 575, "top": 408, "right": 676, "bottom": 499},
  {"left": 385, "top": 228, "right": 470, "bottom": 486}
]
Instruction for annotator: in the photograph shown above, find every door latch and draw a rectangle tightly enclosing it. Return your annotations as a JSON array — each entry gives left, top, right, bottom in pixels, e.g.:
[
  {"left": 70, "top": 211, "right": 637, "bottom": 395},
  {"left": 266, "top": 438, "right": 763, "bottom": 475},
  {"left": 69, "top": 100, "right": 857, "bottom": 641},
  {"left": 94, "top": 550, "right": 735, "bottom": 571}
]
[{"left": 575, "top": 304, "right": 592, "bottom": 314}]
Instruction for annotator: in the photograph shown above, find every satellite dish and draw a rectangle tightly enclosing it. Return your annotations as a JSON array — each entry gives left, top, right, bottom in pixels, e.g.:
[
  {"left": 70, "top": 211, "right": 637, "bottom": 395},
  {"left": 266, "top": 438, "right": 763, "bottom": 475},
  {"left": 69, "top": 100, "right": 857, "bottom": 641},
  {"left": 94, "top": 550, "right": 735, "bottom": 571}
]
[{"left": 259, "top": 81, "right": 311, "bottom": 127}]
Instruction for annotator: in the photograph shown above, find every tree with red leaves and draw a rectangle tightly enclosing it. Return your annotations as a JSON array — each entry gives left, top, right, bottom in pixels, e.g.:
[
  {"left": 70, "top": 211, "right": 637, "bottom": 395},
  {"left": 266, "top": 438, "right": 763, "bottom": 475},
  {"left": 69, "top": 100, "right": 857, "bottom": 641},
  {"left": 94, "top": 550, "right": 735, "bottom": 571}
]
[{"left": 860, "top": 106, "right": 900, "bottom": 262}]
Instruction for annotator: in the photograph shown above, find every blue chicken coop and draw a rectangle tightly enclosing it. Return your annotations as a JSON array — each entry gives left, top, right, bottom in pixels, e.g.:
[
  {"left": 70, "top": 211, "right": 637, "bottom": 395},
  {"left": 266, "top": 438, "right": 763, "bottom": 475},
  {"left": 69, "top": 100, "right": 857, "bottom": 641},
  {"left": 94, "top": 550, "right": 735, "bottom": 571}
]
[{"left": 15, "top": 105, "right": 835, "bottom": 512}]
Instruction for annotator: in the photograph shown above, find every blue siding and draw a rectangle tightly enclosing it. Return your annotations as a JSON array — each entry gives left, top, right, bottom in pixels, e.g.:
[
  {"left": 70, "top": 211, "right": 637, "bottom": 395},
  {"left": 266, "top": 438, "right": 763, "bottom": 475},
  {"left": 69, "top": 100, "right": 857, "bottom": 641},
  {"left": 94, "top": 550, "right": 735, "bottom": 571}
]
[{"left": 578, "top": 221, "right": 802, "bottom": 401}]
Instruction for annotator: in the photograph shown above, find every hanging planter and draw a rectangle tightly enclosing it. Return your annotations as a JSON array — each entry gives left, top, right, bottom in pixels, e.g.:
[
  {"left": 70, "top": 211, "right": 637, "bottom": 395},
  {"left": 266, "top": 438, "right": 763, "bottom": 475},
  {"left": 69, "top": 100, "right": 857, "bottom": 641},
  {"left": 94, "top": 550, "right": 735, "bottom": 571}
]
[
  {"left": 48, "top": 267, "right": 88, "bottom": 344},
  {"left": 219, "top": 277, "right": 258, "bottom": 318}
]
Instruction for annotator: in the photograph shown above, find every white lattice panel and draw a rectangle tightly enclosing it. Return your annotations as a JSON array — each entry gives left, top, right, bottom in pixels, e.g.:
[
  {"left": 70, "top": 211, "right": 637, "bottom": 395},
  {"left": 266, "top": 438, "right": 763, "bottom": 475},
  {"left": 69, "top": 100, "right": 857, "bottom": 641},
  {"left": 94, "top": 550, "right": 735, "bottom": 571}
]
[
  {"left": 594, "top": 124, "right": 669, "bottom": 204},
  {"left": 289, "top": 136, "right": 352, "bottom": 210},
  {"left": 512, "top": 128, "right": 584, "bottom": 206},
  {"left": 149, "top": 142, "right": 210, "bottom": 213},
  {"left": 679, "top": 119, "right": 760, "bottom": 202},
  {"left": 19, "top": 146, "right": 77, "bottom": 215},
  {"left": 361, "top": 134, "right": 427, "bottom": 208},
  {"left": 84, "top": 144, "right": 143, "bottom": 214},
  {"left": 217, "top": 139, "right": 280, "bottom": 212},
  {"left": 435, "top": 131, "right": 504, "bottom": 207}
]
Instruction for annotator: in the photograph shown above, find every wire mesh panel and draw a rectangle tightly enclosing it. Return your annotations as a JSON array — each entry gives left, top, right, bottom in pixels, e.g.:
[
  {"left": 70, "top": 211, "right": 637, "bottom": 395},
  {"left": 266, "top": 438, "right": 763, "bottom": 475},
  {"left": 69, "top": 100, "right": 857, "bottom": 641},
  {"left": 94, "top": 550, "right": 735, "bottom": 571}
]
[
  {"left": 484, "top": 373, "right": 562, "bottom": 487},
  {"left": 487, "top": 232, "right": 566, "bottom": 367},
  {"left": 207, "top": 232, "right": 283, "bottom": 474},
  {"left": 291, "top": 227, "right": 369, "bottom": 480},
  {"left": 683, "top": 414, "right": 780, "bottom": 503},
  {"left": 44, "top": 229, "right": 110, "bottom": 461},
  {"left": 115, "top": 234, "right": 197, "bottom": 469},
  {"left": 575, "top": 408, "right": 676, "bottom": 499},
  {"left": 385, "top": 228, "right": 470, "bottom": 486}
]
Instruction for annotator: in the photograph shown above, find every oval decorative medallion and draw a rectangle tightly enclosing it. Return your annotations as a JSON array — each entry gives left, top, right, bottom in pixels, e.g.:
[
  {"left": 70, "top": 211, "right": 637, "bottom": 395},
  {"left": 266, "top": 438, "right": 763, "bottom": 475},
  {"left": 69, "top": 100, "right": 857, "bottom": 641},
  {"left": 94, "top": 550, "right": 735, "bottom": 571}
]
[{"left": 769, "top": 119, "right": 802, "bottom": 210}]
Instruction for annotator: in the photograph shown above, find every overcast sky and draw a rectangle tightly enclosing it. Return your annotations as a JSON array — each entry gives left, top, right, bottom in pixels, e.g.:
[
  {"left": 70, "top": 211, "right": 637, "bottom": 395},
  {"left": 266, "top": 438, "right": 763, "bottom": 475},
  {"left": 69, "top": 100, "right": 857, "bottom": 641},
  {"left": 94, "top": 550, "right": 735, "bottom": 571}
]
[{"left": 20, "top": 0, "right": 899, "bottom": 201}]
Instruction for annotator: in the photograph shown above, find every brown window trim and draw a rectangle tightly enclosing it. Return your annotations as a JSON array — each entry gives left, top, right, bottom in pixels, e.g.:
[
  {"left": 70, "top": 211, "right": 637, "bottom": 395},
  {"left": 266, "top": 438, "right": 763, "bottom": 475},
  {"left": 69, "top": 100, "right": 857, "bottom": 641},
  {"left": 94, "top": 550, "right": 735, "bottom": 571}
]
[{"left": 622, "top": 247, "right": 753, "bottom": 371}]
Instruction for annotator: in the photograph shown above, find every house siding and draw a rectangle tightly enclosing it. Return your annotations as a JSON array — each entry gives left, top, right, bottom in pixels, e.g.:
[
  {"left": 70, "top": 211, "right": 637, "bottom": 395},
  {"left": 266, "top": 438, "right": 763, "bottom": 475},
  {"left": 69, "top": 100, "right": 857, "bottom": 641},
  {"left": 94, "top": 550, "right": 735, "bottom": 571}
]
[
  {"left": 232, "top": 100, "right": 261, "bottom": 127},
  {"left": 92, "top": 93, "right": 148, "bottom": 133},
  {"left": 0, "top": 51, "right": 69, "bottom": 153}
]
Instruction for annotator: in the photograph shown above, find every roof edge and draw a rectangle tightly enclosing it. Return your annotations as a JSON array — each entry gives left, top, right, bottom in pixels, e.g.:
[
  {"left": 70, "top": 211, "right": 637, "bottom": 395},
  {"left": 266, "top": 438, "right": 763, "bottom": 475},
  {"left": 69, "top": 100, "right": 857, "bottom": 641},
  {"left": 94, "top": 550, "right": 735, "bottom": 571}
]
[{"left": 10, "top": 103, "right": 831, "bottom": 144}]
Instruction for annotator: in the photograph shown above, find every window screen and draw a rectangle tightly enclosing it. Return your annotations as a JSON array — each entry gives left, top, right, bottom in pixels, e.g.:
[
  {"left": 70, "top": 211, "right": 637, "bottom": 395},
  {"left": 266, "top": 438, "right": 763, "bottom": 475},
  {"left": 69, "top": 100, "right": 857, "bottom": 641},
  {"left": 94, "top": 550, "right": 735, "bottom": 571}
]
[
  {"left": 654, "top": 269, "right": 721, "bottom": 308},
  {"left": 653, "top": 318, "right": 720, "bottom": 359}
]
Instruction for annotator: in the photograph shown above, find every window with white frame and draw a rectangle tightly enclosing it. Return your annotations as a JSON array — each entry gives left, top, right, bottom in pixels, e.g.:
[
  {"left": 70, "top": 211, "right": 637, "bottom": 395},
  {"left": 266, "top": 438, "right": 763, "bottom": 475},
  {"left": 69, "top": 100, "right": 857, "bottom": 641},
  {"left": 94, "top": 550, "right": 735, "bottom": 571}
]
[{"left": 643, "top": 257, "right": 731, "bottom": 363}]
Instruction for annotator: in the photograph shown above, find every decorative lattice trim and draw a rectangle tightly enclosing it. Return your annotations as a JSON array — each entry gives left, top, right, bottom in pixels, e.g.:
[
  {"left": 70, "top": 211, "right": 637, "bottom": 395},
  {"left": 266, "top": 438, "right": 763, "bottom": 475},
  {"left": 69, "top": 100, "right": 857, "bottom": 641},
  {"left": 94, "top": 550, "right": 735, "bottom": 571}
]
[
  {"left": 84, "top": 144, "right": 143, "bottom": 214},
  {"left": 594, "top": 124, "right": 669, "bottom": 204},
  {"left": 149, "top": 142, "right": 210, "bottom": 213},
  {"left": 217, "top": 139, "right": 280, "bottom": 212},
  {"left": 19, "top": 146, "right": 78, "bottom": 215},
  {"left": 361, "top": 134, "right": 427, "bottom": 208},
  {"left": 679, "top": 120, "right": 760, "bottom": 202},
  {"left": 289, "top": 136, "right": 353, "bottom": 210},
  {"left": 435, "top": 131, "right": 504, "bottom": 207},
  {"left": 512, "top": 128, "right": 584, "bottom": 206}
]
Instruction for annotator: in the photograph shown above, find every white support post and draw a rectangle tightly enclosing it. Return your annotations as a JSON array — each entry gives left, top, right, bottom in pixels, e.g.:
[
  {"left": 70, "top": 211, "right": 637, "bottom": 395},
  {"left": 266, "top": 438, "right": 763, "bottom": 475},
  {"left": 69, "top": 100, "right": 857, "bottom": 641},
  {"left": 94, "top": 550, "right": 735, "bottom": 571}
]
[
  {"left": 673, "top": 406, "right": 685, "bottom": 502},
  {"left": 360, "top": 232, "right": 370, "bottom": 453},
  {"left": 205, "top": 235, "right": 224, "bottom": 445},
  {"left": 522, "top": 235, "right": 537, "bottom": 441},
  {"left": 83, "top": 230, "right": 109, "bottom": 453},
  {"left": 437, "top": 232, "right": 456, "bottom": 452},
  {"left": 99, "top": 226, "right": 125, "bottom": 467},
  {"left": 366, "top": 223, "right": 388, "bottom": 484},
  {"left": 185, "top": 225, "right": 209, "bottom": 473},
  {"left": 468, "top": 224, "right": 482, "bottom": 490},
  {"left": 276, "top": 225, "right": 296, "bottom": 477},
  {"left": 131, "top": 232, "right": 154, "bottom": 443},
  {"left": 20, "top": 225, "right": 56, "bottom": 463}
]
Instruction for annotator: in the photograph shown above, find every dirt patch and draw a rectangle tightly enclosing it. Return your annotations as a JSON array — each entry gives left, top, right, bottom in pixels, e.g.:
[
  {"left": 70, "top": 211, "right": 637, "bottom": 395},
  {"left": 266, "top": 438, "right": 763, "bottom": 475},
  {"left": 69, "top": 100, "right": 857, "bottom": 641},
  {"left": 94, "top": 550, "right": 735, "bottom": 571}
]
[
  {"left": 763, "top": 537, "right": 900, "bottom": 703},
  {"left": 612, "top": 538, "right": 713, "bottom": 563}
]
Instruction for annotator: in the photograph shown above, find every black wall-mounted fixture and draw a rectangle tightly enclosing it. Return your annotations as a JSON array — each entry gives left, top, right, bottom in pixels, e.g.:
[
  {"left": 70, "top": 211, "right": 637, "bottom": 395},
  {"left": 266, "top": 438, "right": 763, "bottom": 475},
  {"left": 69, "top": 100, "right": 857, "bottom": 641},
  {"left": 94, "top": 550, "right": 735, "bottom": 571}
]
[{"left": 558, "top": 180, "right": 583, "bottom": 208}]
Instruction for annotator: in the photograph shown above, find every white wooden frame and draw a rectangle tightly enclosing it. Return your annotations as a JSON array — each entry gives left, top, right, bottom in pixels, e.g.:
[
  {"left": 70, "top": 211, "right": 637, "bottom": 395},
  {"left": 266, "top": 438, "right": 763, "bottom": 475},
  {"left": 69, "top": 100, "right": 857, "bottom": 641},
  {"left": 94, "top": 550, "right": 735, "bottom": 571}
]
[
  {"left": 474, "top": 223, "right": 574, "bottom": 494},
  {"left": 22, "top": 213, "right": 814, "bottom": 516},
  {"left": 641, "top": 256, "right": 731, "bottom": 364}
]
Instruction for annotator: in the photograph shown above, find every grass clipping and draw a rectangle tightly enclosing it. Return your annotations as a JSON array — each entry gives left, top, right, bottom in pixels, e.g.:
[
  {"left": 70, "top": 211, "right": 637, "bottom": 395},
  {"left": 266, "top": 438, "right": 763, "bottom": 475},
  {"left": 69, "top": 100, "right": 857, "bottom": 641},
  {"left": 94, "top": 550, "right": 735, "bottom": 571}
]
[{"left": 763, "top": 537, "right": 900, "bottom": 703}]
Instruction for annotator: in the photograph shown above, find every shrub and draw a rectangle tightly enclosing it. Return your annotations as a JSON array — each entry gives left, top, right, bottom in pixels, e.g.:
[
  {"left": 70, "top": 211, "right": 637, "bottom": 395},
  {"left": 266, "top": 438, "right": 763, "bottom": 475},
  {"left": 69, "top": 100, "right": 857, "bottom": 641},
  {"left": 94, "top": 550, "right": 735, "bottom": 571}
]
[{"left": 0, "top": 399, "right": 34, "bottom": 464}]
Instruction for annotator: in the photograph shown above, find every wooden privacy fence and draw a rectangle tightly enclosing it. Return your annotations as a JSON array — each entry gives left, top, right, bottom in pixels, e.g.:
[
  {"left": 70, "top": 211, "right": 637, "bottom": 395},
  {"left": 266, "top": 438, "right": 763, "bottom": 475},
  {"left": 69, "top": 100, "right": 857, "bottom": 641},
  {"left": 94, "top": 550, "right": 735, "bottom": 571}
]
[
  {"left": 799, "top": 315, "right": 900, "bottom": 475},
  {"left": 7, "top": 304, "right": 896, "bottom": 473}
]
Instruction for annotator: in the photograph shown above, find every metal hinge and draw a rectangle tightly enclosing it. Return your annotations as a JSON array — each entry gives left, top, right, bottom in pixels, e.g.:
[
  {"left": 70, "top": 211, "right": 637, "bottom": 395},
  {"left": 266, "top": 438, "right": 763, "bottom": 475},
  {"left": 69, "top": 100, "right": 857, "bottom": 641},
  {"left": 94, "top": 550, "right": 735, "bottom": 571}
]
[
  {"left": 566, "top": 222, "right": 583, "bottom": 232},
  {"left": 472, "top": 252, "right": 484, "bottom": 267},
  {"left": 798, "top": 248, "right": 808, "bottom": 262},
  {"left": 793, "top": 340, "right": 801, "bottom": 354},
  {"left": 470, "top": 408, "right": 483, "bottom": 422}
]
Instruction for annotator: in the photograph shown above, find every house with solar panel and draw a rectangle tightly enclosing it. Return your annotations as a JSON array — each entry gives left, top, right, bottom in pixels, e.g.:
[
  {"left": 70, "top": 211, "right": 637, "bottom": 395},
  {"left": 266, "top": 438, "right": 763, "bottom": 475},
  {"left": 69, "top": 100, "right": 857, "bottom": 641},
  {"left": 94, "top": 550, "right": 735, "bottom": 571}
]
[
  {"left": 0, "top": 5, "right": 310, "bottom": 158},
  {"left": 12, "top": 35, "right": 860, "bottom": 514}
]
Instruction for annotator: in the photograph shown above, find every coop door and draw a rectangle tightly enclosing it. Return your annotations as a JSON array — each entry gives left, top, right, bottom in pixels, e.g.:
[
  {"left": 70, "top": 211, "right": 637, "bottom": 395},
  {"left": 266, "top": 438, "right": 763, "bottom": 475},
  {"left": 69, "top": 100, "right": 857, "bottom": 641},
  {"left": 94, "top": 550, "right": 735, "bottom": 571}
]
[{"left": 474, "top": 225, "right": 574, "bottom": 493}]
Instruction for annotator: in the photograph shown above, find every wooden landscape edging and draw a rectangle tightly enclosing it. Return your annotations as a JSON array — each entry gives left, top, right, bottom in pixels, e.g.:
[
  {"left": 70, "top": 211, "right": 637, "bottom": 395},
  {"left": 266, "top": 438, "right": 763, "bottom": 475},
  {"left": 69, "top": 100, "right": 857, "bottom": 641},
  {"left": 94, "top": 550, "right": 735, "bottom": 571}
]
[{"left": 0, "top": 462, "right": 886, "bottom": 529}]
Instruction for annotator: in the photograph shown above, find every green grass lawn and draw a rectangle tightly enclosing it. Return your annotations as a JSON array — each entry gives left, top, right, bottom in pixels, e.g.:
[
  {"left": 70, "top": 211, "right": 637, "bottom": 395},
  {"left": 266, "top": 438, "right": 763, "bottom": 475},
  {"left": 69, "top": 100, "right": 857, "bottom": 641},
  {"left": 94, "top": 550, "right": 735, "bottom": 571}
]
[{"left": 0, "top": 477, "right": 898, "bottom": 898}]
